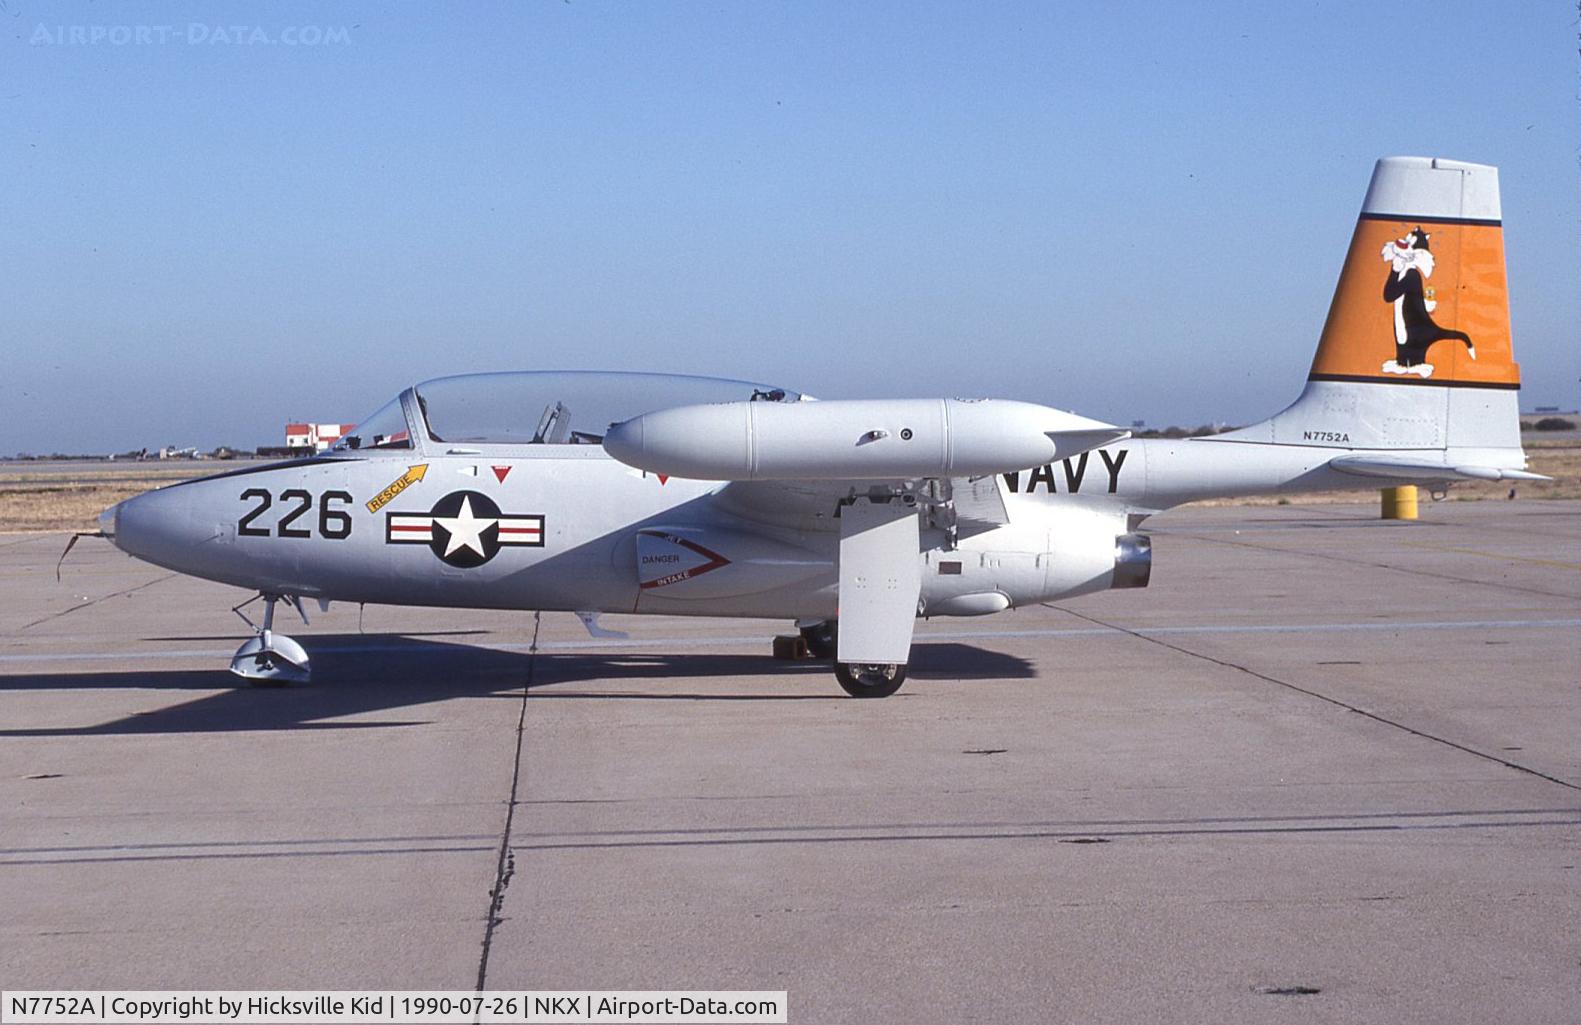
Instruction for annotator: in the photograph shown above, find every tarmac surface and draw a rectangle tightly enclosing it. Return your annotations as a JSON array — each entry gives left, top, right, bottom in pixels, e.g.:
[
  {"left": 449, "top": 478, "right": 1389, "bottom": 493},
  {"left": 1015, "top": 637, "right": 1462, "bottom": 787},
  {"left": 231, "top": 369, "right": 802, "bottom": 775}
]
[{"left": 2, "top": 500, "right": 1578, "bottom": 1023}]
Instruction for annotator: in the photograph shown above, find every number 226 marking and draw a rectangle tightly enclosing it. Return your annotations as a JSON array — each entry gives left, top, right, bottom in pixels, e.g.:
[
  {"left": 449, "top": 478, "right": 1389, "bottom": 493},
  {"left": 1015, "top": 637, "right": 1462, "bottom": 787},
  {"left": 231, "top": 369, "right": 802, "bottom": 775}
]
[{"left": 238, "top": 489, "right": 354, "bottom": 539}]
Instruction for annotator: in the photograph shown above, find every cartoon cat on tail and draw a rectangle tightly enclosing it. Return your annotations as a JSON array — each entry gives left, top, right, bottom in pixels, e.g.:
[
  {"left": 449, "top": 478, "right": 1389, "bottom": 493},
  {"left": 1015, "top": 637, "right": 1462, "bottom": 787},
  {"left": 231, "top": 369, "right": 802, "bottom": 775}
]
[{"left": 1381, "top": 227, "right": 1475, "bottom": 378}]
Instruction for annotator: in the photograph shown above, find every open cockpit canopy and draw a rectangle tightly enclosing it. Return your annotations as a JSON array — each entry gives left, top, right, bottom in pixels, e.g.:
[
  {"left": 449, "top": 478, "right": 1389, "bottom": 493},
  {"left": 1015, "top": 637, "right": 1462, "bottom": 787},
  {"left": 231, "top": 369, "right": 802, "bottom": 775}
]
[{"left": 333, "top": 371, "right": 801, "bottom": 453}]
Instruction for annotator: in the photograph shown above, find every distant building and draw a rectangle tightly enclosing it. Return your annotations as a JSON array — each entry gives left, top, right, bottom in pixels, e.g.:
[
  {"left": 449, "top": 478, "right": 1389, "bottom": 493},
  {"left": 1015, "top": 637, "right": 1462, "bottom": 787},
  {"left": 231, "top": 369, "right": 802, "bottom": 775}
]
[{"left": 285, "top": 422, "right": 357, "bottom": 452}]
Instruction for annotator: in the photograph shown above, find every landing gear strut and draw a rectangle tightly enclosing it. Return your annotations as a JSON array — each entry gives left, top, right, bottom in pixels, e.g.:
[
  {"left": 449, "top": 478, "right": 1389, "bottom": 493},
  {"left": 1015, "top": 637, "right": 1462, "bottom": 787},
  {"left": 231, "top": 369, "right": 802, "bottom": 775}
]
[
  {"left": 229, "top": 593, "right": 311, "bottom": 686},
  {"left": 834, "top": 661, "right": 907, "bottom": 699}
]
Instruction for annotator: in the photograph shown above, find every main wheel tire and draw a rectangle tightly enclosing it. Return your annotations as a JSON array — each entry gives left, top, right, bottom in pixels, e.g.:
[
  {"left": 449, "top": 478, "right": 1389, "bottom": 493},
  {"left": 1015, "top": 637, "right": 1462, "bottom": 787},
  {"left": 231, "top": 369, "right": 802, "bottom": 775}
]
[
  {"left": 834, "top": 661, "right": 907, "bottom": 698},
  {"left": 799, "top": 620, "right": 838, "bottom": 660}
]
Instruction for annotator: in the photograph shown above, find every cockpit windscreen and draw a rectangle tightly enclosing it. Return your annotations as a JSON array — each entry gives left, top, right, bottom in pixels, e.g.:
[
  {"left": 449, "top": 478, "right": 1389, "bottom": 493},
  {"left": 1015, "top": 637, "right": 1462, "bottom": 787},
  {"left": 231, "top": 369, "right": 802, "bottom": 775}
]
[{"left": 332, "top": 397, "right": 412, "bottom": 451}]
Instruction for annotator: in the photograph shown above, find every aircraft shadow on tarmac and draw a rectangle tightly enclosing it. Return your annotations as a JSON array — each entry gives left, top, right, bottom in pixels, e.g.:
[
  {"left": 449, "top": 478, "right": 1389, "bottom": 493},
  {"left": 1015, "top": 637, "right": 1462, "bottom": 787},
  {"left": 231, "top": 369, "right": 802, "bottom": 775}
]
[{"left": 0, "top": 635, "right": 1033, "bottom": 736}]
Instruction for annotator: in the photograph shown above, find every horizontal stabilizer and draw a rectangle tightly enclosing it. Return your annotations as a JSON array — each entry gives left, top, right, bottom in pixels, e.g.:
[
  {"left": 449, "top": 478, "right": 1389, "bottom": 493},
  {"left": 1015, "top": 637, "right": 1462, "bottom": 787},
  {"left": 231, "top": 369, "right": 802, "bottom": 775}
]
[{"left": 1328, "top": 455, "right": 1549, "bottom": 483}]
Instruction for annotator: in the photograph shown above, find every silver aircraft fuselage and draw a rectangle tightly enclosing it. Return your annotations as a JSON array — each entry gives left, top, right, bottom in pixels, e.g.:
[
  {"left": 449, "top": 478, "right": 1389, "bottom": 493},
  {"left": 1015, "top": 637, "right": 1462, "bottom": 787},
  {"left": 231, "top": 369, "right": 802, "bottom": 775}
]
[{"left": 102, "top": 424, "right": 1395, "bottom": 623}]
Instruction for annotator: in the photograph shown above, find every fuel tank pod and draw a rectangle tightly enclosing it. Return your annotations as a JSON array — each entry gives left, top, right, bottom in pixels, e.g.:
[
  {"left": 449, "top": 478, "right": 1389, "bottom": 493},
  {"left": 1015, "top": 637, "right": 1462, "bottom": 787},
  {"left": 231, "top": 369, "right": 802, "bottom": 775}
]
[{"left": 603, "top": 398, "right": 1126, "bottom": 481}]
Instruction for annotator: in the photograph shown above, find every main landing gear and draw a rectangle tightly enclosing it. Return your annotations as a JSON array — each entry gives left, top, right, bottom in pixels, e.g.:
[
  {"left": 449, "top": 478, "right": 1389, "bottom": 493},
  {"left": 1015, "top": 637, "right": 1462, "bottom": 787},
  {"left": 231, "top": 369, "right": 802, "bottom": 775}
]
[
  {"left": 833, "top": 660, "right": 907, "bottom": 699},
  {"left": 229, "top": 593, "right": 311, "bottom": 686},
  {"left": 794, "top": 619, "right": 909, "bottom": 698}
]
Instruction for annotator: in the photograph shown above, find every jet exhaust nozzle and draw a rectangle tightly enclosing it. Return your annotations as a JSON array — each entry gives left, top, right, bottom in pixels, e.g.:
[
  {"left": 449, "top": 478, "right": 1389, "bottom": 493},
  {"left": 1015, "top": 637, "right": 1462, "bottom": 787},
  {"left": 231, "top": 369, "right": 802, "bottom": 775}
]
[{"left": 1113, "top": 533, "right": 1151, "bottom": 589}]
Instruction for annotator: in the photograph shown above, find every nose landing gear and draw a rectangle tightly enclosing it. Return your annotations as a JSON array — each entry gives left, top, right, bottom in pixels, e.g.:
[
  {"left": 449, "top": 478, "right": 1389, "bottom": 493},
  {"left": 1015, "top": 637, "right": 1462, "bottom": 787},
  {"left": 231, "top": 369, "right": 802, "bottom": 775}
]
[{"left": 229, "top": 593, "right": 311, "bottom": 686}]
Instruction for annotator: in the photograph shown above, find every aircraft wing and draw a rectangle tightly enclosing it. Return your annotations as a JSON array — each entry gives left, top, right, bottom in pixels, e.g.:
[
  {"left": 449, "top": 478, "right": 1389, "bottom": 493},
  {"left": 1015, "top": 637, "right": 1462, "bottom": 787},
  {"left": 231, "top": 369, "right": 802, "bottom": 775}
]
[
  {"left": 935, "top": 472, "right": 1014, "bottom": 538},
  {"left": 713, "top": 472, "right": 1010, "bottom": 539},
  {"left": 605, "top": 397, "right": 1126, "bottom": 665},
  {"left": 709, "top": 473, "right": 1016, "bottom": 666},
  {"left": 1327, "top": 455, "right": 1549, "bottom": 483}
]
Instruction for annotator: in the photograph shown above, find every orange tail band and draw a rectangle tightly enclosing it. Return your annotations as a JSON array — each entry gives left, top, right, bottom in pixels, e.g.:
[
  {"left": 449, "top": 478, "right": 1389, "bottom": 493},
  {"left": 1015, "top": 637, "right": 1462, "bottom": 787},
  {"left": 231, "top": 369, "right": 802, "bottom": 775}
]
[{"left": 1308, "top": 158, "right": 1519, "bottom": 391}]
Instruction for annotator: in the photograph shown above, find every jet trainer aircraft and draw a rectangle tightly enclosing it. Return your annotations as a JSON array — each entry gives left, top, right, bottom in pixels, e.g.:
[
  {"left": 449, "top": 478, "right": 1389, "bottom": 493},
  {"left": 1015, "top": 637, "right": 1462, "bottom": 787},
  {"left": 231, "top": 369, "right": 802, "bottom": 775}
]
[{"left": 98, "top": 157, "right": 1542, "bottom": 696}]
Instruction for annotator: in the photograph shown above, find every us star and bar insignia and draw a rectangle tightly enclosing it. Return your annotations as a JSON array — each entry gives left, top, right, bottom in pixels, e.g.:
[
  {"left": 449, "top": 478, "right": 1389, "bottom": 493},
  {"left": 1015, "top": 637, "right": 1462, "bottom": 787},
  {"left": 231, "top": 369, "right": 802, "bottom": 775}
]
[{"left": 386, "top": 490, "right": 544, "bottom": 568}]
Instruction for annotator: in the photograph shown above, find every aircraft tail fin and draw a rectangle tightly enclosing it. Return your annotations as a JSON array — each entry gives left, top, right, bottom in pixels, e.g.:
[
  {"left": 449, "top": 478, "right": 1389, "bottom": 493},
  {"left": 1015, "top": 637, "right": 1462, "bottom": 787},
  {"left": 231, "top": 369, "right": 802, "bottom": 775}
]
[
  {"left": 1310, "top": 156, "right": 1516, "bottom": 393},
  {"left": 1221, "top": 157, "right": 1525, "bottom": 456}
]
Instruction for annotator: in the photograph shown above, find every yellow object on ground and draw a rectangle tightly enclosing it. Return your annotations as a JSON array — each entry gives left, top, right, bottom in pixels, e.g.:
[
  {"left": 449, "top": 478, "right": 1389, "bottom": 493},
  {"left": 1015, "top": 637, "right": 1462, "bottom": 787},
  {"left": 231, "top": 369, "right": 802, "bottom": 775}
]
[{"left": 1382, "top": 485, "right": 1419, "bottom": 520}]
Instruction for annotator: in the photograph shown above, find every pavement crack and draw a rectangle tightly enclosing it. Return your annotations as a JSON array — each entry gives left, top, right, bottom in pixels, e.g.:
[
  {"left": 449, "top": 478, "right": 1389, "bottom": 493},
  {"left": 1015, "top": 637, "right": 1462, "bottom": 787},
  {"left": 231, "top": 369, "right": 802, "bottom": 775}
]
[
  {"left": 1048, "top": 604, "right": 1581, "bottom": 794},
  {"left": 14, "top": 572, "right": 180, "bottom": 634},
  {"left": 475, "top": 610, "right": 540, "bottom": 993},
  {"left": 491, "top": 849, "right": 516, "bottom": 924}
]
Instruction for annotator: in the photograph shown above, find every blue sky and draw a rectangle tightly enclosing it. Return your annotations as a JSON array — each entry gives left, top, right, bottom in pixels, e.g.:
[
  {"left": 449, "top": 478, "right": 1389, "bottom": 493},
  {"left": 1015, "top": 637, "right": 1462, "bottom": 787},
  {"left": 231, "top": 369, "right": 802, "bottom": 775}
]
[{"left": 3, "top": 1, "right": 1577, "bottom": 454}]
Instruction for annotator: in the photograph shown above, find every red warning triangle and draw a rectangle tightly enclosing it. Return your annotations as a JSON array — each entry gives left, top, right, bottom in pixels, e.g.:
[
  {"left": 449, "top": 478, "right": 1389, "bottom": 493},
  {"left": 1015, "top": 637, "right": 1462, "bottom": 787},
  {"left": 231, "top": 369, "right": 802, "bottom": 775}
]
[
  {"left": 657, "top": 474, "right": 669, "bottom": 485},
  {"left": 491, "top": 465, "right": 511, "bottom": 483}
]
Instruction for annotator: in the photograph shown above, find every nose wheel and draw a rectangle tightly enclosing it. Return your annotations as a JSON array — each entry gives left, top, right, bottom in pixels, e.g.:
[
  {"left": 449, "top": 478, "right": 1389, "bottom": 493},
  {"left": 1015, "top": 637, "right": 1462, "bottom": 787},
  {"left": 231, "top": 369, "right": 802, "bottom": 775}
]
[{"left": 229, "top": 593, "right": 311, "bottom": 686}]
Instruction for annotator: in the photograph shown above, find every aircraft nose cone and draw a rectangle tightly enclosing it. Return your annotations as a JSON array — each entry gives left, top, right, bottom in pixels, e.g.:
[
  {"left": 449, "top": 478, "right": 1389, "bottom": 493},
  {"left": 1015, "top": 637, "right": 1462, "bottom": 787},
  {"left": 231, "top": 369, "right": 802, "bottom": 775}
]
[
  {"left": 108, "top": 485, "right": 199, "bottom": 566},
  {"left": 97, "top": 501, "right": 120, "bottom": 541},
  {"left": 105, "top": 477, "right": 270, "bottom": 588}
]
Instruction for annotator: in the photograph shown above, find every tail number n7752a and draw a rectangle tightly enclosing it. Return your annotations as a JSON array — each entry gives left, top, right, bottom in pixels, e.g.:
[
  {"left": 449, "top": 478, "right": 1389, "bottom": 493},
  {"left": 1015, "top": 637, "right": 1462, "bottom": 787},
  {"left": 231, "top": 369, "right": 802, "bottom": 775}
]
[{"left": 238, "top": 488, "right": 355, "bottom": 539}]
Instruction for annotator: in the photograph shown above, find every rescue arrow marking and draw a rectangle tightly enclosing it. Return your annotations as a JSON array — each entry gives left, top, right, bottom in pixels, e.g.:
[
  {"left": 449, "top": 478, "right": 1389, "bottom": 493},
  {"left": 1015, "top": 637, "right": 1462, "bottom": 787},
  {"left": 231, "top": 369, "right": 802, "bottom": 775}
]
[{"left": 365, "top": 463, "right": 429, "bottom": 513}]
